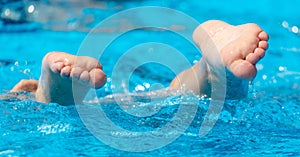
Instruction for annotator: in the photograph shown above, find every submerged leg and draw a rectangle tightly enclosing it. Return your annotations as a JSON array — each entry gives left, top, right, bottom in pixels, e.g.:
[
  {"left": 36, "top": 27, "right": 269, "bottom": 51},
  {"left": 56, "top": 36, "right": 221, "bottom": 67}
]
[{"left": 170, "top": 20, "right": 269, "bottom": 98}]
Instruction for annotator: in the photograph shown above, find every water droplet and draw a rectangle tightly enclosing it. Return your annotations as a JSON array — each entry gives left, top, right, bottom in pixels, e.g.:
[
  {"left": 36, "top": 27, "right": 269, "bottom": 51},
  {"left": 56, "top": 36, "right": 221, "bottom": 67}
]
[
  {"left": 291, "top": 26, "right": 299, "bottom": 33},
  {"left": 262, "top": 75, "right": 267, "bottom": 80},
  {"left": 143, "top": 82, "right": 150, "bottom": 88},
  {"left": 135, "top": 84, "right": 145, "bottom": 91},
  {"left": 278, "top": 66, "right": 286, "bottom": 72},
  {"left": 282, "top": 21, "right": 289, "bottom": 28},
  {"left": 28, "top": 5, "right": 35, "bottom": 14}
]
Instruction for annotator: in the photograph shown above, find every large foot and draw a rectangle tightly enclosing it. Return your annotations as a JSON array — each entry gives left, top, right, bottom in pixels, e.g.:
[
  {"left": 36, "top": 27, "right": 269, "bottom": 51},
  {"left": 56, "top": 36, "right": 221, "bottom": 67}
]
[
  {"left": 193, "top": 20, "right": 269, "bottom": 79},
  {"left": 170, "top": 20, "right": 269, "bottom": 97},
  {"left": 36, "top": 52, "right": 106, "bottom": 105}
]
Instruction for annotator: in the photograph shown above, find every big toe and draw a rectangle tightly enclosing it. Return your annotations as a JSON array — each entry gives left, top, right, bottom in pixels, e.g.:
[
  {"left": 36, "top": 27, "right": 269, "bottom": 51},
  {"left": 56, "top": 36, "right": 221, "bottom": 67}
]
[
  {"left": 89, "top": 68, "right": 106, "bottom": 89},
  {"left": 230, "top": 59, "right": 257, "bottom": 79}
]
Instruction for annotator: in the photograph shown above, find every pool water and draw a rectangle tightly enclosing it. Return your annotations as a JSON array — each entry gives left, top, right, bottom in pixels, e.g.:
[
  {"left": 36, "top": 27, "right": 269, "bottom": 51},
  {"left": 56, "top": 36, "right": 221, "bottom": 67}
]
[{"left": 1, "top": 0, "right": 300, "bottom": 156}]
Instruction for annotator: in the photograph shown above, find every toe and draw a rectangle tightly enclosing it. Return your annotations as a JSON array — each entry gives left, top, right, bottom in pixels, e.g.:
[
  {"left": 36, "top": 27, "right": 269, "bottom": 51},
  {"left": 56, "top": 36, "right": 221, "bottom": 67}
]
[
  {"left": 61, "top": 66, "right": 71, "bottom": 78},
  {"left": 246, "top": 53, "right": 260, "bottom": 64},
  {"left": 230, "top": 59, "right": 257, "bottom": 79},
  {"left": 80, "top": 71, "right": 90, "bottom": 83},
  {"left": 258, "top": 41, "right": 268, "bottom": 49},
  {"left": 245, "top": 48, "right": 265, "bottom": 64},
  {"left": 50, "top": 62, "right": 64, "bottom": 73},
  {"left": 254, "top": 48, "right": 265, "bottom": 58},
  {"left": 70, "top": 67, "right": 83, "bottom": 80},
  {"left": 258, "top": 31, "right": 269, "bottom": 41},
  {"left": 89, "top": 68, "right": 106, "bottom": 89}
]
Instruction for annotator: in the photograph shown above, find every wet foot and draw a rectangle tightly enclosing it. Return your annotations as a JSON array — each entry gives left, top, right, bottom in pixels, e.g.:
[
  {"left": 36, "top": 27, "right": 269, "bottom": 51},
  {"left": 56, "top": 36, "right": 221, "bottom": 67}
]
[
  {"left": 36, "top": 52, "right": 106, "bottom": 105},
  {"left": 170, "top": 20, "right": 269, "bottom": 97},
  {"left": 193, "top": 20, "right": 269, "bottom": 79}
]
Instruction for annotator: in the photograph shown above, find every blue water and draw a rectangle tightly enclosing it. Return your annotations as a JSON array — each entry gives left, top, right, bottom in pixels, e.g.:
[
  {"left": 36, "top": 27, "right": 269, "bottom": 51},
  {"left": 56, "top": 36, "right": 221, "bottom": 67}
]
[{"left": 1, "top": 0, "right": 300, "bottom": 156}]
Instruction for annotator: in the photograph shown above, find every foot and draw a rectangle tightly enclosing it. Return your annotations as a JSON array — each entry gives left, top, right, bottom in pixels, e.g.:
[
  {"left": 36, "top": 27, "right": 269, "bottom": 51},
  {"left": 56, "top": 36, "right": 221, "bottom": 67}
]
[
  {"left": 36, "top": 52, "right": 106, "bottom": 105},
  {"left": 193, "top": 20, "right": 269, "bottom": 79},
  {"left": 170, "top": 20, "right": 269, "bottom": 97}
]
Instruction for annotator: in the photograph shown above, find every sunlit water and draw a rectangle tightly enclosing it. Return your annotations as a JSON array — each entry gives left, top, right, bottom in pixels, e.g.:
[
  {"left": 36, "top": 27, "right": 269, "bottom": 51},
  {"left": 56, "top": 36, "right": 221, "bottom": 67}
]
[{"left": 1, "top": 0, "right": 300, "bottom": 156}]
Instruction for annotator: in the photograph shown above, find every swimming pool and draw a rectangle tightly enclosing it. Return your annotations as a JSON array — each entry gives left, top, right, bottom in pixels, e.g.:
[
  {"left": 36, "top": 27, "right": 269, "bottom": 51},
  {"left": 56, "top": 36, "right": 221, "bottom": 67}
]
[{"left": 1, "top": 0, "right": 300, "bottom": 156}]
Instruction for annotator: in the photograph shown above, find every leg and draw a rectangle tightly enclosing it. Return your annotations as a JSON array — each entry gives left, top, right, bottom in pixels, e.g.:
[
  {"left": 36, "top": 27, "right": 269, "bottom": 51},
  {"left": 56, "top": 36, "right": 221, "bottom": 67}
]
[
  {"left": 35, "top": 52, "right": 106, "bottom": 105},
  {"left": 170, "top": 20, "right": 269, "bottom": 97},
  {"left": 170, "top": 59, "right": 211, "bottom": 96},
  {"left": 11, "top": 79, "right": 39, "bottom": 93}
]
